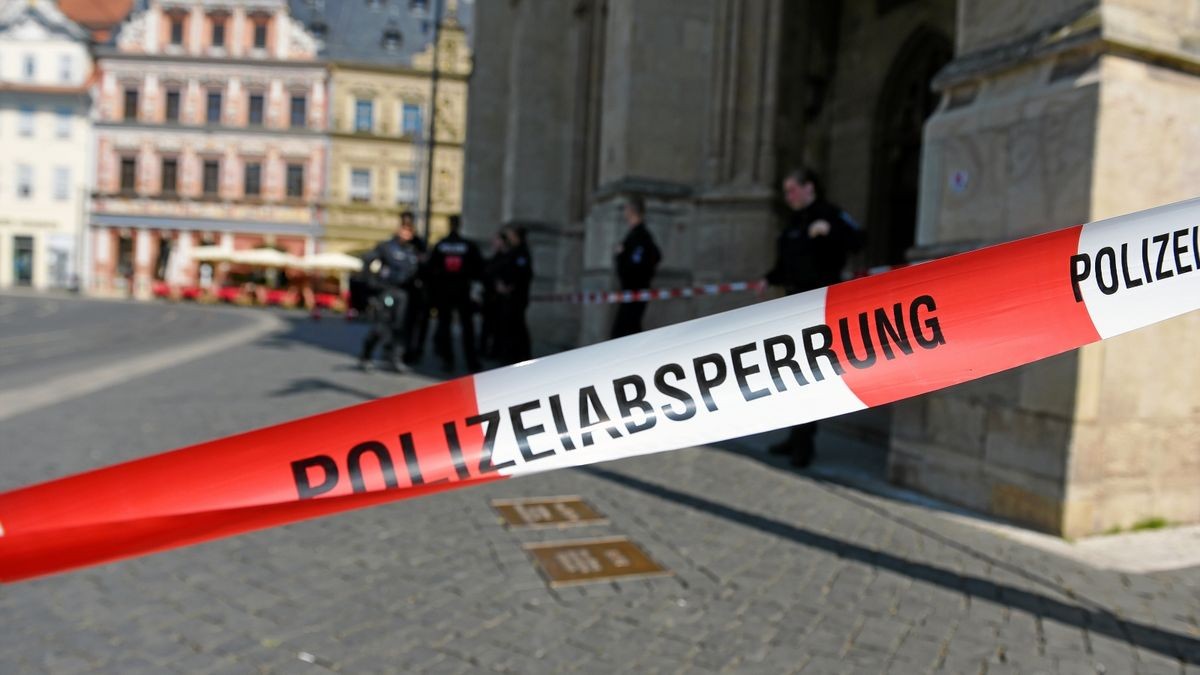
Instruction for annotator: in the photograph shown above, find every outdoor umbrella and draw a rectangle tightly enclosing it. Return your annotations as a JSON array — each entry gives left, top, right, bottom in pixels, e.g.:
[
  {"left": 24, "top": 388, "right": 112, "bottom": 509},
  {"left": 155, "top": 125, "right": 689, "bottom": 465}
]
[
  {"left": 300, "top": 251, "right": 364, "bottom": 273},
  {"left": 189, "top": 245, "right": 232, "bottom": 262},
  {"left": 228, "top": 248, "right": 303, "bottom": 268}
]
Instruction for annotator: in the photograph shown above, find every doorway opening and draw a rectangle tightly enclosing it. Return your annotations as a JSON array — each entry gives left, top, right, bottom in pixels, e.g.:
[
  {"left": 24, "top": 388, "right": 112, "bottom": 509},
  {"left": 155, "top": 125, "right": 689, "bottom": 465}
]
[{"left": 867, "top": 27, "right": 952, "bottom": 268}]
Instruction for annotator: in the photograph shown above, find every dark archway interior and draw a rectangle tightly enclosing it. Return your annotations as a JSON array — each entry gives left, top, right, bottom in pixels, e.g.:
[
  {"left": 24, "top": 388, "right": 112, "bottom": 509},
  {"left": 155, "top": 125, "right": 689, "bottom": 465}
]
[{"left": 868, "top": 28, "right": 953, "bottom": 267}]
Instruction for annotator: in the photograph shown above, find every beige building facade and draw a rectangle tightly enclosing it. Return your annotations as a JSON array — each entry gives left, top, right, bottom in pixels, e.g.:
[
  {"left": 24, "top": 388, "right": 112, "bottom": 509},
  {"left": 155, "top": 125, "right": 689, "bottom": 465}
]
[
  {"left": 0, "top": 0, "right": 93, "bottom": 290},
  {"left": 290, "top": 0, "right": 471, "bottom": 252},
  {"left": 323, "top": 38, "right": 469, "bottom": 251},
  {"left": 464, "top": 0, "right": 1200, "bottom": 537}
]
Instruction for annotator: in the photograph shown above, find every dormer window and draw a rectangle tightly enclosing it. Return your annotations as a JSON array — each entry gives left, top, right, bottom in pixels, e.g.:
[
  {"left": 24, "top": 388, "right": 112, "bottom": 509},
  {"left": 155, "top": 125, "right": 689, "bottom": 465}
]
[{"left": 382, "top": 28, "right": 401, "bottom": 52}]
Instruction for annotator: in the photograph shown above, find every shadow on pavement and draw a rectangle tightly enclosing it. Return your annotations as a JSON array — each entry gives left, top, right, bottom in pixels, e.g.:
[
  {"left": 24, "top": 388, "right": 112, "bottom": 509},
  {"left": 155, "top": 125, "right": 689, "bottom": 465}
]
[
  {"left": 269, "top": 377, "right": 380, "bottom": 402},
  {"left": 582, "top": 465, "right": 1200, "bottom": 666},
  {"left": 254, "top": 311, "right": 517, "bottom": 381}
]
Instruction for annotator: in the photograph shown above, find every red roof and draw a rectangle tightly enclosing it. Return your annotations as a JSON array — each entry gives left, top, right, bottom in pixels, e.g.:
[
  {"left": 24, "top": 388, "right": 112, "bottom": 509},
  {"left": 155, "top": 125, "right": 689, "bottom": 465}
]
[{"left": 58, "top": 0, "right": 133, "bottom": 33}]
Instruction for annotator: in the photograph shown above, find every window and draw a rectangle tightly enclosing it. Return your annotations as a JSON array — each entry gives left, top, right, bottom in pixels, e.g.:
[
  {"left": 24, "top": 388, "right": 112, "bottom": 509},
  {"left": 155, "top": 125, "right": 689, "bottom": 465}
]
[
  {"left": 22, "top": 54, "right": 35, "bottom": 80},
  {"left": 350, "top": 168, "right": 371, "bottom": 202},
  {"left": 17, "top": 164, "right": 32, "bottom": 199},
  {"left": 286, "top": 163, "right": 304, "bottom": 198},
  {"left": 161, "top": 158, "right": 178, "bottom": 195},
  {"left": 155, "top": 237, "right": 172, "bottom": 280},
  {"left": 244, "top": 162, "right": 261, "bottom": 196},
  {"left": 59, "top": 54, "right": 72, "bottom": 83},
  {"left": 396, "top": 172, "right": 418, "bottom": 204},
  {"left": 248, "top": 94, "right": 264, "bottom": 126},
  {"left": 289, "top": 95, "right": 307, "bottom": 128},
  {"left": 165, "top": 89, "right": 180, "bottom": 122},
  {"left": 211, "top": 19, "right": 226, "bottom": 47},
  {"left": 401, "top": 103, "right": 422, "bottom": 136},
  {"left": 13, "top": 236, "right": 34, "bottom": 286},
  {"left": 19, "top": 106, "right": 34, "bottom": 137},
  {"left": 120, "top": 157, "right": 136, "bottom": 192},
  {"left": 169, "top": 16, "right": 184, "bottom": 46},
  {"left": 206, "top": 90, "right": 222, "bottom": 124},
  {"left": 117, "top": 235, "right": 133, "bottom": 278},
  {"left": 382, "top": 28, "right": 401, "bottom": 51},
  {"left": 56, "top": 107, "right": 71, "bottom": 138},
  {"left": 54, "top": 166, "right": 69, "bottom": 201},
  {"left": 354, "top": 99, "right": 373, "bottom": 133},
  {"left": 202, "top": 160, "right": 220, "bottom": 195},
  {"left": 253, "top": 22, "right": 267, "bottom": 49},
  {"left": 124, "top": 88, "right": 139, "bottom": 121}
]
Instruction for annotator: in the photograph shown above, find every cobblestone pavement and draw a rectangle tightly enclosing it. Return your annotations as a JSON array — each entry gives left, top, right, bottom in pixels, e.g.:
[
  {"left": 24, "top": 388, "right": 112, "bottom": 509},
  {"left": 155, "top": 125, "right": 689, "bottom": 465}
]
[{"left": 1, "top": 300, "right": 1198, "bottom": 674}]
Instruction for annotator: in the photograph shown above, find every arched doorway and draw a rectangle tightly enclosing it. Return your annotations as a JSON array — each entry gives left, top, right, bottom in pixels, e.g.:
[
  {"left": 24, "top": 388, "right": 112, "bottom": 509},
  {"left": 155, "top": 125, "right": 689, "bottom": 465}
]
[{"left": 867, "top": 28, "right": 952, "bottom": 267}]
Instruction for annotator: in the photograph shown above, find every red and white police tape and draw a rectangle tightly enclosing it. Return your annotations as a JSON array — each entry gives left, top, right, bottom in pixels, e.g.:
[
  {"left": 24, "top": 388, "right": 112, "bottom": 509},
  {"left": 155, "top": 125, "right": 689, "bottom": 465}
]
[
  {"left": 2, "top": 197, "right": 1199, "bottom": 582},
  {"left": 532, "top": 280, "right": 766, "bottom": 304}
]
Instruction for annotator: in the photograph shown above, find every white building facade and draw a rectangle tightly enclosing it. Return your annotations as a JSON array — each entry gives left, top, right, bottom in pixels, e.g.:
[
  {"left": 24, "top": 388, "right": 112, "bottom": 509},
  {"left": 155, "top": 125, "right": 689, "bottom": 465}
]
[{"left": 0, "top": 0, "right": 93, "bottom": 289}]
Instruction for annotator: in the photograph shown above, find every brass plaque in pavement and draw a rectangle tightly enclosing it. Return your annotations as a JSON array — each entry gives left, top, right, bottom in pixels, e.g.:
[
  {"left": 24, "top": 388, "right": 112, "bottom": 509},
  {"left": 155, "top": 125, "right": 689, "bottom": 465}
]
[
  {"left": 523, "top": 536, "right": 671, "bottom": 588},
  {"left": 491, "top": 496, "right": 608, "bottom": 529}
]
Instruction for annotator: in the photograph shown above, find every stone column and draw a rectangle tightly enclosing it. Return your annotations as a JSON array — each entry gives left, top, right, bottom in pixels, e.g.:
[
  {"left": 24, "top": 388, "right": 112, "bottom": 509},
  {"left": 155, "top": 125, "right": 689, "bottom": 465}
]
[
  {"left": 891, "top": 0, "right": 1200, "bottom": 536},
  {"left": 500, "top": 0, "right": 578, "bottom": 348},
  {"left": 574, "top": 0, "right": 721, "bottom": 345},
  {"left": 690, "top": 0, "right": 784, "bottom": 319},
  {"left": 92, "top": 228, "right": 116, "bottom": 295},
  {"left": 461, "top": 0, "right": 512, "bottom": 242}
]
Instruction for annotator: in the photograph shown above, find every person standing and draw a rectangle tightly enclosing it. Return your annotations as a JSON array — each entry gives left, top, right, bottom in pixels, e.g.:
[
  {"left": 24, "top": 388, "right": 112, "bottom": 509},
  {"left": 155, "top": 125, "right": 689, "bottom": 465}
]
[
  {"left": 358, "top": 213, "right": 424, "bottom": 372},
  {"left": 611, "top": 194, "right": 661, "bottom": 338},
  {"left": 764, "top": 167, "right": 860, "bottom": 467},
  {"left": 429, "top": 215, "right": 483, "bottom": 372},
  {"left": 397, "top": 211, "right": 430, "bottom": 365},
  {"left": 494, "top": 226, "right": 533, "bottom": 364},
  {"left": 478, "top": 230, "right": 508, "bottom": 360}
]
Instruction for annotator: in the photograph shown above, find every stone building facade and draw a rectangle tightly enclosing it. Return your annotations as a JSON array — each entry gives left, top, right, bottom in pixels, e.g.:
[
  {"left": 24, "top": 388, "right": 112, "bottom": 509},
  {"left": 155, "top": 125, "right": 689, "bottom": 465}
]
[
  {"left": 463, "top": 0, "right": 1200, "bottom": 537},
  {"left": 0, "top": 0, "right": 93, "bottom": 290},
  {"left": 89, "top": 0, "right": 326, "bottom": 297}
]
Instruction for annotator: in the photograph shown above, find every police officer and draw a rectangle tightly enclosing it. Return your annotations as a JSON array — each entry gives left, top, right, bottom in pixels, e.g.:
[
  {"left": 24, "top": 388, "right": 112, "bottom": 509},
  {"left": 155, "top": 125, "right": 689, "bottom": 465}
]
[
  {"left": 611, "top": 194, "right": 661, "bottom": 338},
  {"left": 400, "top": 211, "right": 432, "bottom": 364},
  {"left": 429, "top": 215, "right": 483, "bottom": 372},
  {"left": 358, "top": 212, "right": 424, "bottom": 372},
  {"left": 494, "top": 225, "right": 533, "bottom": 364},
  {"left": 478, "top": 230, "right": 508, "bottom": 361},
  {"left": 764, "top": 167, "right": 860, "bottom": 467}
]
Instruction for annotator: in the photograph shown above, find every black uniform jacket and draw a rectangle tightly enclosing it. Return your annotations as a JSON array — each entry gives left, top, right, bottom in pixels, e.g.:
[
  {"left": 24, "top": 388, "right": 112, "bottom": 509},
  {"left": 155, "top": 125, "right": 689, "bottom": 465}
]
[
  {"left": 614, "top": 222, "right": 662, "bottom": 291},
  {"left": 765, "top": 199, "right": 858, "bottom": 294}
]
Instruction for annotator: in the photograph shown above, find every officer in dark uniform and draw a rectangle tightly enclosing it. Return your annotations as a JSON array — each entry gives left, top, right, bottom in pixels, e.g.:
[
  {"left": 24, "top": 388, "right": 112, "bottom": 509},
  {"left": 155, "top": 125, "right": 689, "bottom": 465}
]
[
  {"left": 764, "top": 167, "right": 860, "bottom": 466},
  {"left": 478, "top": 230, "right": 508, "bottom": 360},
  {"left": 611, "top": 194, "right": 661, "bottom": 338},
  {"left": 399, "top": 211, "right": 431, "bottom": 364},
  {"left": 494, "top": 225, "right": 533, "bottom": 364},
  {"left": 358, "top": 213, "right": 424, "bottom": 372},
  {"left": 429, "top": 215, "right": 483, "bottom": 372}
]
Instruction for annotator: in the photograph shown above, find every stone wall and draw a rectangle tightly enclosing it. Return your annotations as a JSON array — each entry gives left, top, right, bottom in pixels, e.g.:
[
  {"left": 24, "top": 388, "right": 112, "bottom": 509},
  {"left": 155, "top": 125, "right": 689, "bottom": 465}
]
[
  {"left": 893, "top": 0, "right": 1200, "bottom": 537},
  {"left": 1061, "top": 50, "right": 1200, "bottom": 535}
]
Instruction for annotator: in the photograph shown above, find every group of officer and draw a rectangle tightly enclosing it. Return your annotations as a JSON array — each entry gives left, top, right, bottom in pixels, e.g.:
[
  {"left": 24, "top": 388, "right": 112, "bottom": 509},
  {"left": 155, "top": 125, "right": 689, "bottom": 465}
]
[
  {"left": 356, "top": 211, "right": 532, "bottom": 374},
  {"left": 355, "top": 166, "right": 858, "bottom": 470}
]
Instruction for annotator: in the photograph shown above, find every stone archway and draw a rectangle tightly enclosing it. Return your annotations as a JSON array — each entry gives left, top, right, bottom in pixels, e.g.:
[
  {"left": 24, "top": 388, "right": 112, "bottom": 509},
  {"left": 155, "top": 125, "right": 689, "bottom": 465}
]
[{"left": 867, "top": 27, "right": 952, "bottom": 267}]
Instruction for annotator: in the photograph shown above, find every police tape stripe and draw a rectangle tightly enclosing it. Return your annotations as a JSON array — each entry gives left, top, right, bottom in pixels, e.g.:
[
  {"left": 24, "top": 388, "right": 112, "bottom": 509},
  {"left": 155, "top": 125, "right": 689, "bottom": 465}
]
[
  {"left": 1, "top": 198, "right": 1199, "bottom": 582},
  {"left": 531, "top": 280, "right": 767, "bottom": 304}
]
